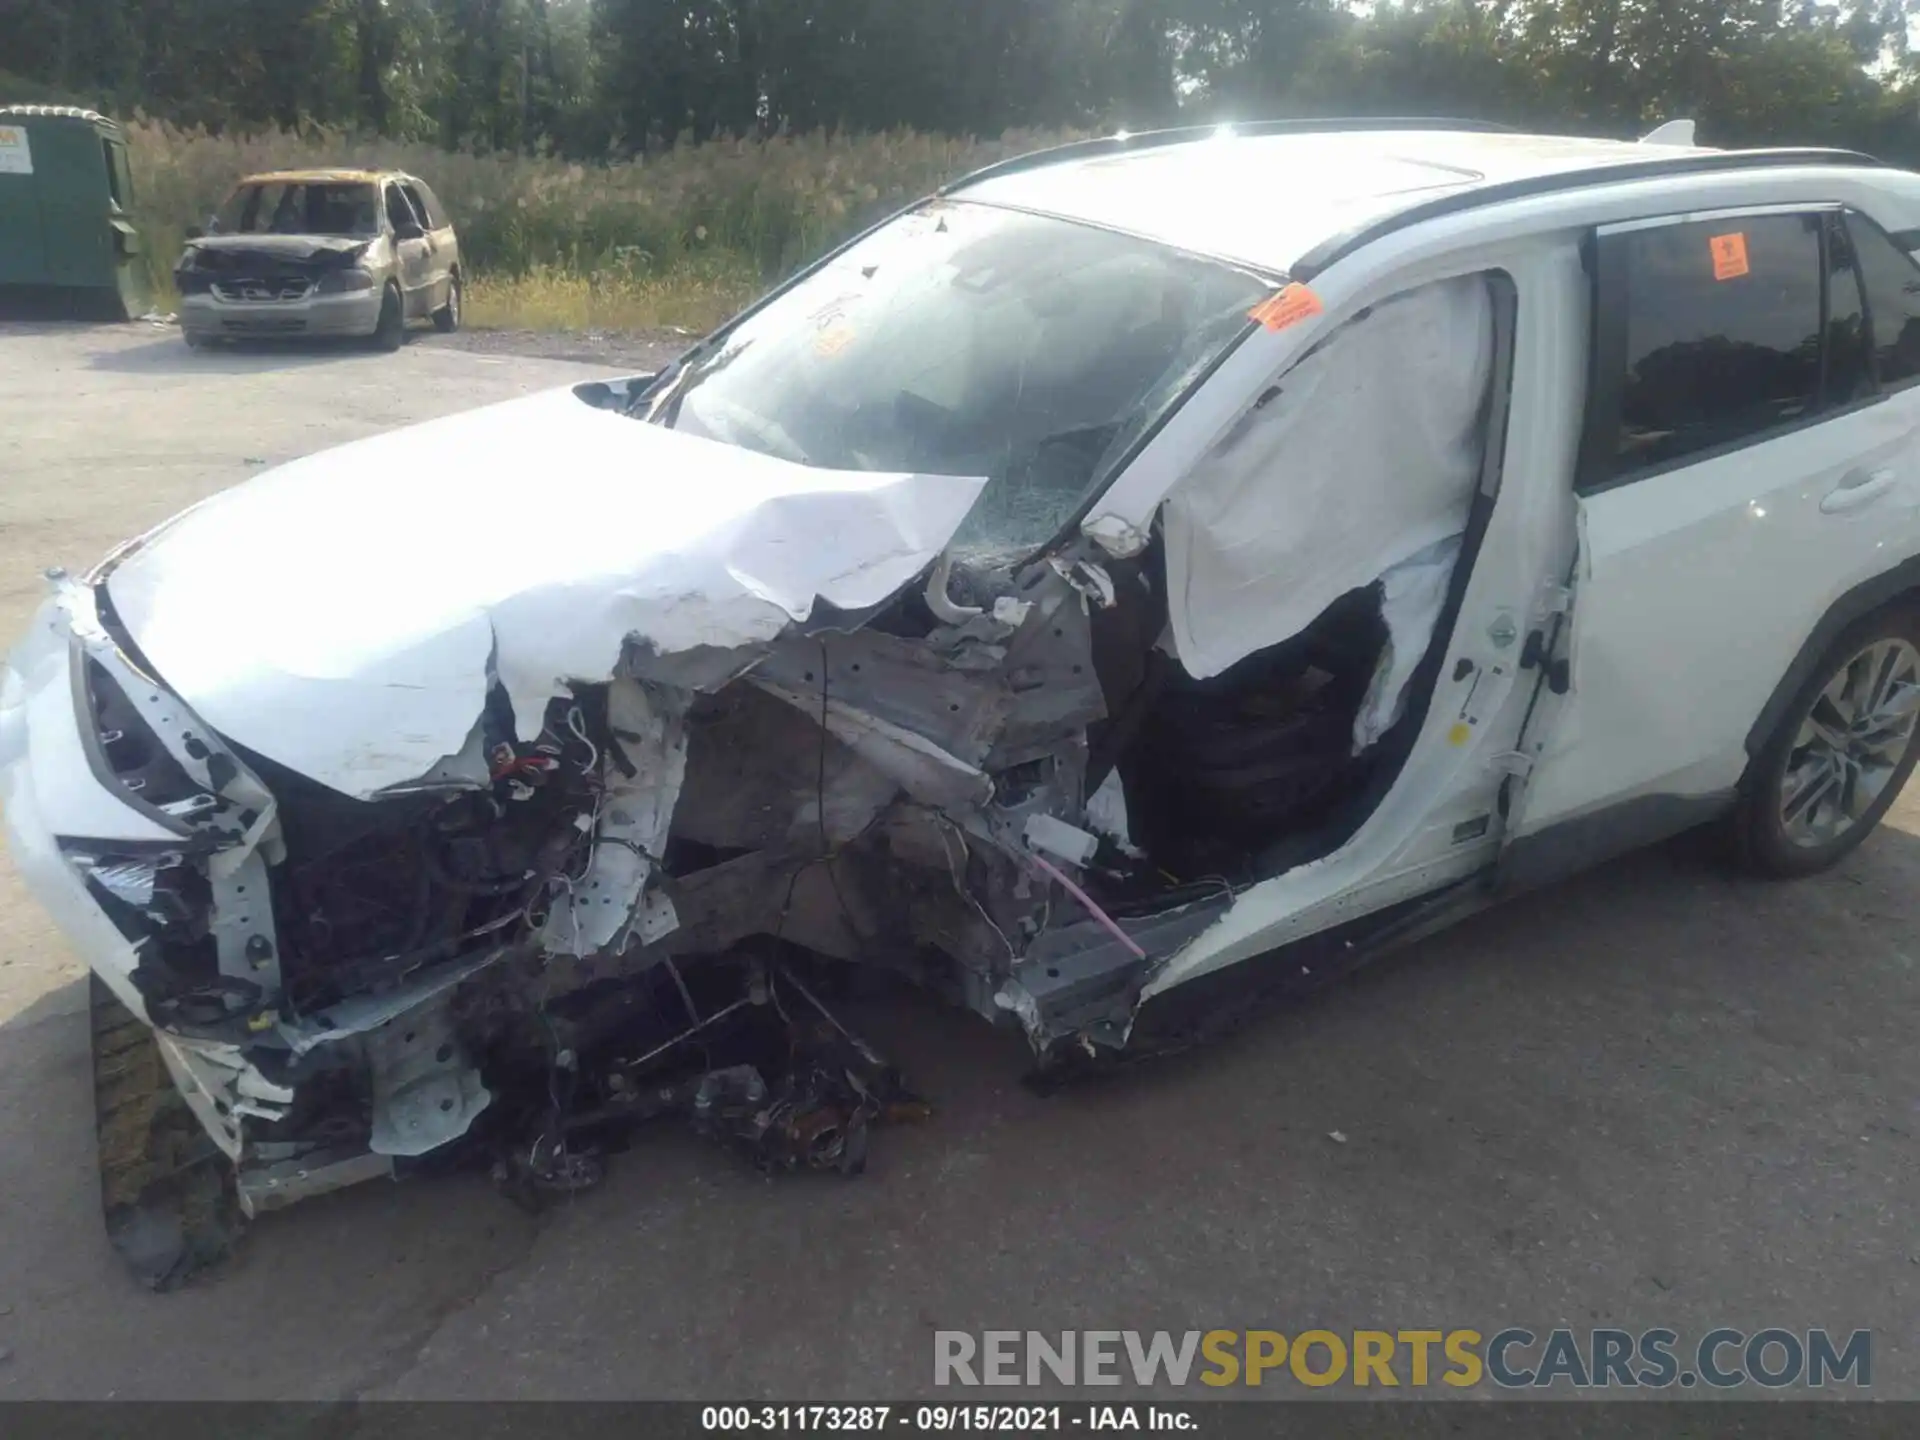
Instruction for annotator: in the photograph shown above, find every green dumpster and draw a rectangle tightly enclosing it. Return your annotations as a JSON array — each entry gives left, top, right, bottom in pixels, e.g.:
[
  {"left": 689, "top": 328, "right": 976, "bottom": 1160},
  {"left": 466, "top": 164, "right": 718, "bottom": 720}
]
[{"left": 0, "top": 104, "right": 149, "bottom": 320}]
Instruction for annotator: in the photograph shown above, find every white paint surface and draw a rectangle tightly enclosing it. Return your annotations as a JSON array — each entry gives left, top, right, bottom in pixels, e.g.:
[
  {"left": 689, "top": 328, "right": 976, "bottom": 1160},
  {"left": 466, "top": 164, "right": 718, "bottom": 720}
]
[
  {"left": 962, "top": 129, "right": 1708, "bottom": 275},
  {"left": 102, "top": 386, "right": 986, "bottom": 798},
  {"left": 1523, "top": 388, "right": 1920, "bottom": 830}
]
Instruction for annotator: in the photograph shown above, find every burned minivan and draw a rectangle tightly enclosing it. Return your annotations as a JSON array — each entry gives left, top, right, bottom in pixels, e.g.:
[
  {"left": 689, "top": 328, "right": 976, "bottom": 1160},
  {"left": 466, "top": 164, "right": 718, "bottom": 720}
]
[
  {"left": 174, "top": 168, "right": 461, "bottom": 349},
  {"left": 13, "top": 121, "right": 1920, "bottom": 1286}
]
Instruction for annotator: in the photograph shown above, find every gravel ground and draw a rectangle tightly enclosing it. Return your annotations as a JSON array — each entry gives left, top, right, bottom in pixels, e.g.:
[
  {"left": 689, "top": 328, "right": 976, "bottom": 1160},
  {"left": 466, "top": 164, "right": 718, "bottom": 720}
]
[
  {"left": 430, "top": 324, "right": 693, "bottom": 371},
  {"left": 0, "top": 319, "right": 1915, "bottom": 1405}
]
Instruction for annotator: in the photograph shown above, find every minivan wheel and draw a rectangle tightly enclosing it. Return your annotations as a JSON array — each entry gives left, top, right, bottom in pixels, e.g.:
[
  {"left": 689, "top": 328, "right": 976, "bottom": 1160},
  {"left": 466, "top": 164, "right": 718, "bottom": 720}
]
[
  {"left": 372, "top": 285, "right": 405, "bottom": 351},
  {"left": 1732, "top": 608, "right": 1920, "bottom": 877},
  {"left": 433, "top": 272, "right": 461, "bottom": 333}
]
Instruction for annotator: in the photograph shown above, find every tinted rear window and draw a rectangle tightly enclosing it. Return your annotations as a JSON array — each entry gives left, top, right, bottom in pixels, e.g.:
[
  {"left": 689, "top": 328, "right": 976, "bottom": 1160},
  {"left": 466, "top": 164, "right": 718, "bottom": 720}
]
[
  {"left": 1613, "top": 213, "right": 1822, "bottom": 477},
  {"left": 1847, "top": 210, "right": 1920, "bottom": 390}
]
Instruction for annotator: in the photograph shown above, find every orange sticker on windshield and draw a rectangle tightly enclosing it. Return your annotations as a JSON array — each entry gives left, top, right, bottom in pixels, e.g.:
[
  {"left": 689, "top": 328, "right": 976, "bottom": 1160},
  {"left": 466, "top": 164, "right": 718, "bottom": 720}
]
[
  {"left": 814, "top": 320, "right": 856, "bottom": 357},
  {"left": 1710, "top": 231, "right": 1750, "bottom": 280},
  {"left": 1249, "top": 283, "right": 1323, "bottom": 332}
]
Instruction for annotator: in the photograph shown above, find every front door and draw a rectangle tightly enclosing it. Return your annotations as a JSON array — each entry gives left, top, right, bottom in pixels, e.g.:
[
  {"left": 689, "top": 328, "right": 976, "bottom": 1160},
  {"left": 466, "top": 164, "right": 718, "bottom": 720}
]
[
  {"left": 385, "top": 183, "right": 431, "bottom": 315},
  {"left": 400, "top": 181, "right": 450, "bottom": 309},
  {"left": 1519, "top": 204, "right": 1920, "bottom": 840}
]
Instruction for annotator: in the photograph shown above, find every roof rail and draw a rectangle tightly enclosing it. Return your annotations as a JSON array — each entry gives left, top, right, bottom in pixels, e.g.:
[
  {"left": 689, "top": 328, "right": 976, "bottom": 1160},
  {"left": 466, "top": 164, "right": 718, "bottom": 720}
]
[
  {"left": 939, "top": 116, "right": 1520, "bottom": 195},
  {"left": 1291, "top": 146, "right": 1884, "bottom": 281}
]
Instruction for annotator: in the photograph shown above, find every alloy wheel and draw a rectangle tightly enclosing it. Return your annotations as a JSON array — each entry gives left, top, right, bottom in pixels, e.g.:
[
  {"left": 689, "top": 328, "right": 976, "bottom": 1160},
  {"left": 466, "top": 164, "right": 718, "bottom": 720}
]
[{"left": 1778, "top": 637, "right": 1920, "bottom": 848}]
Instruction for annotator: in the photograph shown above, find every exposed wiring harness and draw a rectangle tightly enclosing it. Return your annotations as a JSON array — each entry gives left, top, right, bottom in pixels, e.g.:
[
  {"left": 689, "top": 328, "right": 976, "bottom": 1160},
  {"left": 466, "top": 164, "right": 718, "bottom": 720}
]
[
  {"left": 1026, "top": 850, "right": 1148, "bottom": 960},
  {"left": 935, "top": 814, "right": 1017, "bottom": 960}
]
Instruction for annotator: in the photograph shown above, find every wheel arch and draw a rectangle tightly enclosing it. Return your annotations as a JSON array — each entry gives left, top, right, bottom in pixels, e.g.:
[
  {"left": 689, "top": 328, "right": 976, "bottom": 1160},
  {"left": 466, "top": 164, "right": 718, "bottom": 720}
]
[{"left": 1744, "top": 555, "right": 1920, "bottom": 763}]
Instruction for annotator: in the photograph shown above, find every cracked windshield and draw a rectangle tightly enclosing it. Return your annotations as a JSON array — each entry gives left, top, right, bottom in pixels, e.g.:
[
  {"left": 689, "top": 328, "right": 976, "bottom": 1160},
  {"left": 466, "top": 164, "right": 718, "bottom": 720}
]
[{"left": 648, "top": 201, "right": 1271, "bottom": 552}]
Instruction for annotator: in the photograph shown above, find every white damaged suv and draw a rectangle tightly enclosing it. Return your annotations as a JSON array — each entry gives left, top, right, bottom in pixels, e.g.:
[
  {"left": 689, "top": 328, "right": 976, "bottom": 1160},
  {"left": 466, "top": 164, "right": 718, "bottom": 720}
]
[{"left": 9, "top": 119, "right": 1920, "bottom": 1284}]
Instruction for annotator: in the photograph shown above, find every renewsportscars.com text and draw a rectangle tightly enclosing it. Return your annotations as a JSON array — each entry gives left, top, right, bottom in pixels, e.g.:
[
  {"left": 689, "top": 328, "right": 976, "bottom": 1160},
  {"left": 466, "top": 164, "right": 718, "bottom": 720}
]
[{"left": 933, "top": 1328, "right": 1871, "bottom": 1390}]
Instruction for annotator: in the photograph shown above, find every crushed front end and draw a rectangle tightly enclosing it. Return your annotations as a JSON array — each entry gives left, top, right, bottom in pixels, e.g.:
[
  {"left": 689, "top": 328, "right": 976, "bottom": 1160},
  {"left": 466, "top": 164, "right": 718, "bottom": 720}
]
[
  {"left": 1, "top": 480, "right": 1223, "bottom": 1289},
  {"left": 175, "top": 237, "right": 383, "bottom": 340}
]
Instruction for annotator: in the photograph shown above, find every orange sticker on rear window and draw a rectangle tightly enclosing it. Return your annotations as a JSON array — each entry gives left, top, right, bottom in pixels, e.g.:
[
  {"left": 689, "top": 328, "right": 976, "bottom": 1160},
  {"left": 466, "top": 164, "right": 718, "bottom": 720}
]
[
  {"left": 1710, "top": 232, "right": 1750, "bottom": 280},
  {"left": 1249, "top": 283, "right": 1324, "bottom": 332}
]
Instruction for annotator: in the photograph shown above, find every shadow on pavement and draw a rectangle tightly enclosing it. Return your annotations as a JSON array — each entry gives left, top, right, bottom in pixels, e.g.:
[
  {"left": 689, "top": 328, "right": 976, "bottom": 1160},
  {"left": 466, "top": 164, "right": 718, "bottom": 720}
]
[{"left": 86, "top": 332, "right": 381, "bottom": 375}]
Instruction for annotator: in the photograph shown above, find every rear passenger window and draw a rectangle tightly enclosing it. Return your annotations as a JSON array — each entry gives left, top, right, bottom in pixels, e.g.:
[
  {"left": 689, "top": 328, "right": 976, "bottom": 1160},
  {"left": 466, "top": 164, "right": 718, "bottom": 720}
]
[
  {"left": 1824, "top": 214, "right": 1872, "bottom": 405},
  {"left": 1846, "top": 210, "right": 1920, "bottom": 389},
  {"left": 1610, "top": 213, "right": 1822, "bottom": 480}
]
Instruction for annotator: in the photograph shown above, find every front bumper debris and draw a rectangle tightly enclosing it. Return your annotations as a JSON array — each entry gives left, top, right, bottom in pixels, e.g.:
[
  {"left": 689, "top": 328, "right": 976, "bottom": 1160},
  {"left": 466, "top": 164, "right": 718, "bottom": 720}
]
[{"left": 178, "top": 289, "right": 382, "bottom": 339}]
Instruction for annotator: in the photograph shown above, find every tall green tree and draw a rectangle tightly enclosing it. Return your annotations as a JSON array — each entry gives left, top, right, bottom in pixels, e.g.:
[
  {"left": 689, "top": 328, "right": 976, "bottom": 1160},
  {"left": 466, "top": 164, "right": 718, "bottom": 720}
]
[{"left": 5, "top": 0, "right": 1920, "bottom": 168}]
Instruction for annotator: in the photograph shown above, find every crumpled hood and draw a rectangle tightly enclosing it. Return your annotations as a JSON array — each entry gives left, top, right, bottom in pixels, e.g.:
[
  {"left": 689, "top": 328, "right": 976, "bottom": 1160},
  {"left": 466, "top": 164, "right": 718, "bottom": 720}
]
[
  {"left": 185, "top": 234, "right": 370, "bottom": 264},
  {"left": 102, "top": 386, "right": 986, "bottom": 799}
]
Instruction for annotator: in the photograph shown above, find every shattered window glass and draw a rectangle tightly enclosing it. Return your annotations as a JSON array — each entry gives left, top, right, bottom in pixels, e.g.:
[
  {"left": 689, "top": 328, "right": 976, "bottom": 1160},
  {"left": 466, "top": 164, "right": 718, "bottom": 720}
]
[{"left": 650, "top": 201, "right": 1271, "bottom": 554}]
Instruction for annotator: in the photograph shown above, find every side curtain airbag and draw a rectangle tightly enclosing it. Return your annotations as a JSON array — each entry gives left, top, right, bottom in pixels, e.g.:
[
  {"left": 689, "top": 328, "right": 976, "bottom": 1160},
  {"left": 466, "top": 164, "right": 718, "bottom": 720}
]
[{"left": 1161, "top": 274, "right": 1494, "bottom": 680}]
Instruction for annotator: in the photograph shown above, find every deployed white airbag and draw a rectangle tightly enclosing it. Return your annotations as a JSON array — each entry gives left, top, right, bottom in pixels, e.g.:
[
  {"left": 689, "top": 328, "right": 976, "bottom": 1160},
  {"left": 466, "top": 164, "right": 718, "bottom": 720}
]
[
  {"left": 1352, "top": 533, "right": 1462, "bottom": 753},
  {"left": 1161, "top": 274, "right": 1493, "bottom": 679}
]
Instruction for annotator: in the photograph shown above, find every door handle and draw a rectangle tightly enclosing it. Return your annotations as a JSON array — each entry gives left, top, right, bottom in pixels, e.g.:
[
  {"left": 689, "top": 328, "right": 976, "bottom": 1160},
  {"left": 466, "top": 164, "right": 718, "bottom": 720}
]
[{"left": 1821, "top": 467, "right": 1897, "bottom": 514}]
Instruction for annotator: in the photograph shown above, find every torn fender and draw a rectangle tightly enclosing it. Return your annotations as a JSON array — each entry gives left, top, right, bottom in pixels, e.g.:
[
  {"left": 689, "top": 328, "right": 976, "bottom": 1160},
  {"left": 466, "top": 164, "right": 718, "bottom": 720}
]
[{"left": 99, "top": 386, "right": 987, "bottom": 799}]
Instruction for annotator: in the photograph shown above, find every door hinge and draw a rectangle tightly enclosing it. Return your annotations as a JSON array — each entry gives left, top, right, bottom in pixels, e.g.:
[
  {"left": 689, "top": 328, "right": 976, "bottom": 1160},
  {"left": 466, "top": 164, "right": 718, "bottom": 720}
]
[
  {"left": 1520, "top": 628, "right": 1547, "bottom": 670},
  {"left": 1519, "top": 623, "right": 1571, "bottom": 695}
]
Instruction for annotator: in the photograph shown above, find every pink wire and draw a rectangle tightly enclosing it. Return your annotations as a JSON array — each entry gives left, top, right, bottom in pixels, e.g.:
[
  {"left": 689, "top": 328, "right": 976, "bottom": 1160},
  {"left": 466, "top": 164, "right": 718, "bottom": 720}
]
[{"left": 1026, "top": 851, "right": 1148, "bottom": 961}]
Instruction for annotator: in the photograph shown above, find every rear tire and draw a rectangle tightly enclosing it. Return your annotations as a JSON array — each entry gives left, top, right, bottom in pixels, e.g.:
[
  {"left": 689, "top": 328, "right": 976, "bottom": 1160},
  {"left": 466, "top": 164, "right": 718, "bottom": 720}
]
[
  {"left": 432, "top": 271, "right": 462, "bottom": 333},
  {"left": 1731, "top": 605, "right": 1920, "bottom": 877},
  {"left": 371, "top": 284, "right": 405, "bottom": 351}
]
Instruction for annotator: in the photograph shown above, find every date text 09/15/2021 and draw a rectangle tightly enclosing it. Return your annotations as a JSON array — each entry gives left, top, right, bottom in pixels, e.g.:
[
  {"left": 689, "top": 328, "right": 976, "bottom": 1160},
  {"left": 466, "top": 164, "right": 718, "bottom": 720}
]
[{"left": 701, "top": 1406, "right": 1193, "bottom": 1432}]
